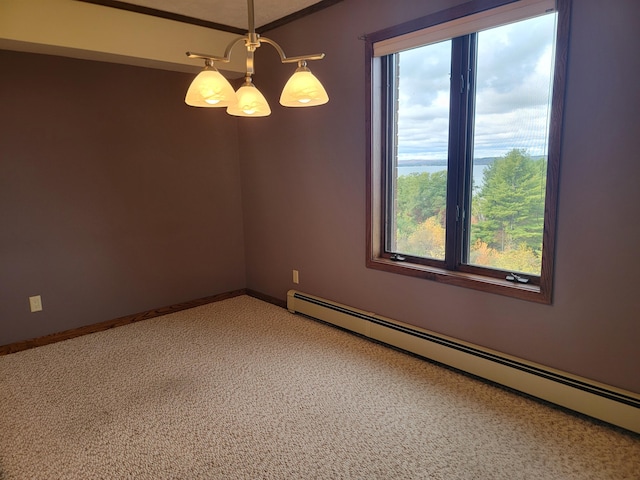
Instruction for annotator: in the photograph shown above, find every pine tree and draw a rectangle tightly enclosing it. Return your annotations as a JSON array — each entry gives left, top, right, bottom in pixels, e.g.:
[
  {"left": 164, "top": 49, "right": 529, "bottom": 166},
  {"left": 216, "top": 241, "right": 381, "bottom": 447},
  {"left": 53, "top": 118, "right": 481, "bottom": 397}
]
[{"left": 472, "top": 149, "right": 546, "bottom": 255}]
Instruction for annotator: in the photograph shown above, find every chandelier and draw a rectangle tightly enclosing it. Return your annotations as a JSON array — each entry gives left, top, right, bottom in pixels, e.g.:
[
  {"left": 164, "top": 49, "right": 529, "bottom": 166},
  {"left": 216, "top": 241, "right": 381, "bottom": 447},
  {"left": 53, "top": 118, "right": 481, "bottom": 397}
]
[{"left": 184, "top": 0, "right": 329, "bottom": 117}]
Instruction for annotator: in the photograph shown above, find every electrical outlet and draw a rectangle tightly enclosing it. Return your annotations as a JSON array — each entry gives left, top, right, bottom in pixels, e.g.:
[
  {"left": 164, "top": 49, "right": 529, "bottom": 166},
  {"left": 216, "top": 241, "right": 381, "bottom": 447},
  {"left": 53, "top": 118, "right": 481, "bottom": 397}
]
[
  {"left": 29, "top": 295, "right": 43, "bottom": 312},
  {"left": 292, "top": 269, "right": 299, "bottom": 284}
]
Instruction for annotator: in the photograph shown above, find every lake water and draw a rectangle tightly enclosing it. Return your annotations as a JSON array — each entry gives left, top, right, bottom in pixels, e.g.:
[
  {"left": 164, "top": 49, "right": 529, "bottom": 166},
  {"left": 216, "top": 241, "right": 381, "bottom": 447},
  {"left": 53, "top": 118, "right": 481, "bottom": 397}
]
[{"left": 397, "top": 164, "right": 488, "bottom": 188}]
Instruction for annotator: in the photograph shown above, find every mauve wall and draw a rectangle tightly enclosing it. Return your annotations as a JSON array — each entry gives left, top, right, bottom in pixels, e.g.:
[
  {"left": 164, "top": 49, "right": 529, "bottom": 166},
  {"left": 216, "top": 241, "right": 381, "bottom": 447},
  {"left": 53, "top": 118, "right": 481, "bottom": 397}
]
[
  {"left": 239, "top": 0, "right": 640, "bottom": 392},
  {"left": 0, "top": 50, "right": 246, "bottom": 345}
]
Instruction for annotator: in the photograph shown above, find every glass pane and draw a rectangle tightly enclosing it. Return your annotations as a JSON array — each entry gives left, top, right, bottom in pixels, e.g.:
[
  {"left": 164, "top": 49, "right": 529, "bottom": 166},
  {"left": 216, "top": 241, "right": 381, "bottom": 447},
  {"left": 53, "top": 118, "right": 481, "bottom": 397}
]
[
  {"left": 390, "top": 40, "right": 451, "bottom": 260},
  {"left": 468, "top": 14, "right": 557, "bottom": 275}
]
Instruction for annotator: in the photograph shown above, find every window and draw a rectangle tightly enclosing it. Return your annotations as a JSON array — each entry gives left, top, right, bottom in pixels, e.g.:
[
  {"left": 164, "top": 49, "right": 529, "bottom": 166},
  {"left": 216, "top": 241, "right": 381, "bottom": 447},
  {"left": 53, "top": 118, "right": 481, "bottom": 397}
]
[{"left": 366, "top": 0, "right": 570, "bottom": 303}]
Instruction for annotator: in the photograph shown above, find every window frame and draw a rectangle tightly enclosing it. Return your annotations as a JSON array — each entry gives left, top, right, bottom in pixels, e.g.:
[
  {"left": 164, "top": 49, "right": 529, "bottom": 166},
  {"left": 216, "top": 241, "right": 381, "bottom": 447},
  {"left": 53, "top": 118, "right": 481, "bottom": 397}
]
[{"left": 365, "top": 0, "right": 571, "bottom": 304}]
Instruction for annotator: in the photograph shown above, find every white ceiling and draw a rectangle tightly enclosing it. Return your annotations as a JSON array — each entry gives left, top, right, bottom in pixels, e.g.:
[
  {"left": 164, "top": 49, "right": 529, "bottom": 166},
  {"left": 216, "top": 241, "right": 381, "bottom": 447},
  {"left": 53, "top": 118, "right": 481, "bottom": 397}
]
[{"left": 116, "top": 0, "right": 327, "bottom": 30}]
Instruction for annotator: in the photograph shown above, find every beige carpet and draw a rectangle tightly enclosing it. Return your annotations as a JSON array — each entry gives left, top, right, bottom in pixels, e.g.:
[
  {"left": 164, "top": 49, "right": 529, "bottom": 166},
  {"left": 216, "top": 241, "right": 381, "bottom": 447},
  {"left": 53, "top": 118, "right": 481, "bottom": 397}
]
[{"left": 0, "top": 295, "right": 638, "bottom": 479}]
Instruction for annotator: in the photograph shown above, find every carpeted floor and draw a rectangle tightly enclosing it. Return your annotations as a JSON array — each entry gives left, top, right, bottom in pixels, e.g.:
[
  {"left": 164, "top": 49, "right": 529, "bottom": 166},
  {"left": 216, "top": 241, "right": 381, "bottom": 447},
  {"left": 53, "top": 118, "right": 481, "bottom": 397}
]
[{"left": 0, "top": 295, "right": 638, "bottom": 479}]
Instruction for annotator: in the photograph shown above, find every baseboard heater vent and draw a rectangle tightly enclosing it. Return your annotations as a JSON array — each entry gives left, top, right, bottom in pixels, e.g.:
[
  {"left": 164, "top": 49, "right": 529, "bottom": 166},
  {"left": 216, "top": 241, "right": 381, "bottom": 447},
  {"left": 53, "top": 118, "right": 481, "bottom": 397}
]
[{"left": 287, "top": 290, "right": 640, "bottom": 434}]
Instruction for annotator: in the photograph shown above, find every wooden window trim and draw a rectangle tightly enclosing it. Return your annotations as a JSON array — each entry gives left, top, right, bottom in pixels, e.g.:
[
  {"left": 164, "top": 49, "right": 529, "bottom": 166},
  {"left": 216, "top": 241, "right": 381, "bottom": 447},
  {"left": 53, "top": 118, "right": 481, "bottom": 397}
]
[{"left": 365, "top": 0, "right": 571, "bottom": 304}]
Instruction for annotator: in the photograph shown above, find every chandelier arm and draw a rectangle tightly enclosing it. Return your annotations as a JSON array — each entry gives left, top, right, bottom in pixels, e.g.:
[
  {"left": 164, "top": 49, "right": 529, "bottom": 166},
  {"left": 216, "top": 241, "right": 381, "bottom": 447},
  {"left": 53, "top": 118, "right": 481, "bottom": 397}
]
[
  {"left": 186, "top": 51, "right": 230, "bottom": 63},
  {"left": 258, "top": 37, "right": 325, "bottom": 64},
  {"left": 186, "top": 34, "right": 249, "bottom": 64},
  {"left": 224, "top": 36, "right": 250, "bottom": 60}
]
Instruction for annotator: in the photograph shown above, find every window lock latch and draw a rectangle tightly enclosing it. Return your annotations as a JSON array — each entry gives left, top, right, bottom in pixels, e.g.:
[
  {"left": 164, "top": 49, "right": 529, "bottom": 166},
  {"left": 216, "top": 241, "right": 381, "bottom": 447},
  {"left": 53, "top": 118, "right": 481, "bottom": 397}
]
[
  {"left": 506, "top": 273, "right": 530, "bottom": 284},
  {"left": 390, "top": 253, "right": 406, "bottom": 262}
]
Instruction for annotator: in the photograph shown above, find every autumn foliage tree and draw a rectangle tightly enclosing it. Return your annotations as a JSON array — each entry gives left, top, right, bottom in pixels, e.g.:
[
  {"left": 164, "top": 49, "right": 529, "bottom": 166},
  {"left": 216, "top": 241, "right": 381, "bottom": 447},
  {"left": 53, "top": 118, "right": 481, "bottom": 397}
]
[
  {"left": 394, "top": 149, "right": 546, "bottom": 275},
  {"left": 395, "top": 170, "right": 447, "bottom": 238},
  {"left": 395, "top": 170, "right": 447, "bottom": 259}
]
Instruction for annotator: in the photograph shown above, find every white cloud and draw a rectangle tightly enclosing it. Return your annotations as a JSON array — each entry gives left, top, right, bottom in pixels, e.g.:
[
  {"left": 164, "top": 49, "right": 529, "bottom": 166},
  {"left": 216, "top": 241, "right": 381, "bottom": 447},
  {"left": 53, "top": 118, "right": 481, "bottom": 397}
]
[{"left": 395, "top": 13, "right": 557, "bottom": 161}]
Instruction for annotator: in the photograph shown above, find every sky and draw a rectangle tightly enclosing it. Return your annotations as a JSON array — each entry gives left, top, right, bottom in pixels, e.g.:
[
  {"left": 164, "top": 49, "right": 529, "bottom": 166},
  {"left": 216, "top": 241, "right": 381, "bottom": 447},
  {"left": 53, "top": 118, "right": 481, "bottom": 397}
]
[{"left": 396, "top": 13, "right": 557, "bottom": 163}]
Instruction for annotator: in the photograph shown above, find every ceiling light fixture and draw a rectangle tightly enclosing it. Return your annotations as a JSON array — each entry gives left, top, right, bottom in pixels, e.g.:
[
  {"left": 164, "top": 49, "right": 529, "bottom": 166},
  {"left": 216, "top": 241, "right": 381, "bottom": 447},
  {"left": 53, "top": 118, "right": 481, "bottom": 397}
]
[{"left": 185, "top": 0, "right": 328, "bottom": 117}]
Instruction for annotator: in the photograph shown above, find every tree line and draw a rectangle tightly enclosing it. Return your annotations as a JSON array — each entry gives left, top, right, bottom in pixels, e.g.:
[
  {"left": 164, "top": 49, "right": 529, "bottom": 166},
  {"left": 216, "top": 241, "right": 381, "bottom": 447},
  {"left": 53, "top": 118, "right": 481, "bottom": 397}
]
[{"left": 394, "top": 149, "right": 546, "bottom": 275}]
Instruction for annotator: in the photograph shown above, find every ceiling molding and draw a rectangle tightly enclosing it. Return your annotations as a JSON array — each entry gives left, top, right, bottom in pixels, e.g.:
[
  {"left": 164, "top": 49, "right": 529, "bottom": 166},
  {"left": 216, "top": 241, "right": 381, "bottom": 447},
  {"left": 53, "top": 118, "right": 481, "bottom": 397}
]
[
  {"left": 75, "top": 0, "right": 344, "bottom": 34},
  {"left": 258, "top": 0, "right": 343, "bottom": 33},
  {"left": 76, "top": 0, "right": 247, "bottom": 34}
]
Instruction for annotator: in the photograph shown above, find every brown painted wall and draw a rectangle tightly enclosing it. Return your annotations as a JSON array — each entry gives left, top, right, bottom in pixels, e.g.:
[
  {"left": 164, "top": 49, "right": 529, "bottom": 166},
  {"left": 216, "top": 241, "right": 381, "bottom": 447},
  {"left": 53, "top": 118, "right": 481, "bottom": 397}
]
[
  {"left": 0, "top": 50, "right": 246, "bottom": 345},
  {"left": 2, "top": 0, "right": 638, "bottom": 394},
  {"left": 239, "top": 0, "right": 640, "bottom": 392}
]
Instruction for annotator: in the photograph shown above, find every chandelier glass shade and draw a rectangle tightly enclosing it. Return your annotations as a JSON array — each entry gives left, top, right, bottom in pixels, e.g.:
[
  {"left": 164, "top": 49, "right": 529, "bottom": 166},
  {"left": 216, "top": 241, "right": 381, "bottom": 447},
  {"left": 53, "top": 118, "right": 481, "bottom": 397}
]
[
  {"left": 185, "top": 0, "right": 328, "bottom": 117},
  {"left": 184, "top": 61, "right": 237, "bottom": 107},
  {"left": 279, "top": 61, "right": 329, "bottom": 107},
  {"left": 226, "top": 76, "right": 271, "bottom": 117}
]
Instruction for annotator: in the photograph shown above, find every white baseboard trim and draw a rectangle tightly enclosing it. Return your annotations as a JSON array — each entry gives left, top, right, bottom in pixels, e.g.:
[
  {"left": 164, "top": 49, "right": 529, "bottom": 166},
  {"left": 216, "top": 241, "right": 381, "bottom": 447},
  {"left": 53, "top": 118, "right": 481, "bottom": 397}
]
[{"left": 287, "top": 290, "right": 640, "bottom": 434}]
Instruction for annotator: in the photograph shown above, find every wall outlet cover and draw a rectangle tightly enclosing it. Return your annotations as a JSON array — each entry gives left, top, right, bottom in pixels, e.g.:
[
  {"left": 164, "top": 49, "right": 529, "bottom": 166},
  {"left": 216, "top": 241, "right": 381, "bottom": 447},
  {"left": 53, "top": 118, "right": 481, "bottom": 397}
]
[{"left": 29, "top": 295, "right": 43, "bottom": 312}]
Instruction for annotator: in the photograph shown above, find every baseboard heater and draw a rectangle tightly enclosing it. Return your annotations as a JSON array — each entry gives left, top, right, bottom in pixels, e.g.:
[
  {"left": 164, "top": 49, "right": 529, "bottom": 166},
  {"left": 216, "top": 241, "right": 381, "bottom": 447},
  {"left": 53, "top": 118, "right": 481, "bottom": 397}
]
[{"left": 287, "top": 290, "right": 640, "bottom": 434}]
